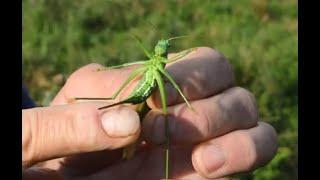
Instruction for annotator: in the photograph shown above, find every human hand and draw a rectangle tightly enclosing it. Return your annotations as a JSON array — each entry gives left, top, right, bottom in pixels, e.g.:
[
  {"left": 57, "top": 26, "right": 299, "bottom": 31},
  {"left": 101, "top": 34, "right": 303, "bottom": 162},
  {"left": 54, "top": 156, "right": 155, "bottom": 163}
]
[
  {"left": 23, "top": 47, "right": 277, "bottom": 179},
  {"left": 22, "top": 102, "right": 141, "bottom": 179}
]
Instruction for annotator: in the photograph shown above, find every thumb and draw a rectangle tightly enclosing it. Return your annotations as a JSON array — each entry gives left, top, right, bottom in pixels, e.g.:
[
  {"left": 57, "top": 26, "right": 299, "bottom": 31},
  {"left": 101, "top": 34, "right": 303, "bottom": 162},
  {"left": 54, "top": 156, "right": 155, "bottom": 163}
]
[{"left": 22, "top": 103, "right": 140, "bottom": 169}]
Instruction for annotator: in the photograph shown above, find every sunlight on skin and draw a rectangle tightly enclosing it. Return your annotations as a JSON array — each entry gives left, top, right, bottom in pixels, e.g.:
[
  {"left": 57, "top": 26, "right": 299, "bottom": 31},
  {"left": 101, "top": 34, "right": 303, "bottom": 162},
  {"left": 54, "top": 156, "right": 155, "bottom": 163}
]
[{"left": 23, "top": 47, "right": 277, "bottom": 180}]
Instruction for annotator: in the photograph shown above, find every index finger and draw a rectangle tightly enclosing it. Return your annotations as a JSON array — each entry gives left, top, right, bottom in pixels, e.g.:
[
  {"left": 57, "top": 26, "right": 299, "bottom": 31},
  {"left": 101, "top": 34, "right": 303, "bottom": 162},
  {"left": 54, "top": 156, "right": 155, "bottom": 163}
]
[
  {"left": 51, "top": 63, "right": 143, "bottom": 105},
  {"left": 147, "top": 47, "right": 235, "bottom": 109}
]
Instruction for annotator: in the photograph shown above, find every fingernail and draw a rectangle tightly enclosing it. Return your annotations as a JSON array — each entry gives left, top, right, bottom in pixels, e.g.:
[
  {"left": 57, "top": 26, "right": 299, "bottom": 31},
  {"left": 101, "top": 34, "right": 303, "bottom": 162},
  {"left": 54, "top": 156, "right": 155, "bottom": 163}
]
[
  {"left": 101, "top": 108, "right": 140, "bottom": 137},
  {"left": 152, "top": 115, "right": 166, "bottom": 144},
  {"left": 201, "top": 144, "right": 226, "bottom": 173}
]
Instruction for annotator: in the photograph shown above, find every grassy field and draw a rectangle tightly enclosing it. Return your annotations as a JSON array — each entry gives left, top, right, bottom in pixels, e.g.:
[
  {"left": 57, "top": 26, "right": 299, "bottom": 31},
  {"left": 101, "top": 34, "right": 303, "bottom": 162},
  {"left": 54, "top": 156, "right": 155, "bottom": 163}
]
[{"left": 22, "top": 0, "right": 297, "bottom": 179}]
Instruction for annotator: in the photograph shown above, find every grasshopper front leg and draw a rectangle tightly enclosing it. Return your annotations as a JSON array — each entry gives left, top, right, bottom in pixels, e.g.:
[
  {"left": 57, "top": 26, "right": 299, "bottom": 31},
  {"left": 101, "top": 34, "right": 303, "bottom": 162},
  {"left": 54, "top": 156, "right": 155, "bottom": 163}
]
[
  {"left": 159, "top": 68, "right": 194, "bottom": 111},
  {"left": 154, "top": 71, "right": 170, "bottom": 180},
  {"left": 164, "top": 48, "right": 197, "bottom": 64}
]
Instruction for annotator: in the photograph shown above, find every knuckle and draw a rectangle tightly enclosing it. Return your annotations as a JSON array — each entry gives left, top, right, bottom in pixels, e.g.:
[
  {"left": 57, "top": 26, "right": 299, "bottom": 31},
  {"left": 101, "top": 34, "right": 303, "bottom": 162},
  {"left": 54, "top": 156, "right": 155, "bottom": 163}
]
[
  {"left": 237, "top": 131, "right": 259, "bottom": 171},
  {"left": 63, "top": 63, "right": 104, "bottom": 98},
  {"left": 22, "top": 109, "right": 44, "bottom": 167},
  {"left": 197, "top": 47, "right": 235, "bottom": 88},
  {"left": 70, "top": 105, "right": 100, "bottom": 148},
  {"left": 67, "top": 63, "right": 103, "bottom": 81},
  {"left": 259, "top": 122, "right": 278, "bottom": 159},
  {"left": 235, "top": 123, "right": 278, "bottom": 172},
  {"left": 232, "top": 87, "right": 259, "bottom": 124},
  {"left": 196, "top": 46, "right": 219, "bottom": 55},
  {"left": 196, "top": 46, "right": 215, "bottom": 53},
  {"left": 65, "top": 71, "right": 78, "bottom": 86},
  {"left": 242, "top": 89, "right": 259, "bottom": 123},
  {"left": 201, "top": 104, "right": 220, "bottom": 138},
  {"left": 197, "top": 47, "right": 227, "bottom": 63},
  {"left": 83, "top": 63, "right": 104, "bottom": 70}
]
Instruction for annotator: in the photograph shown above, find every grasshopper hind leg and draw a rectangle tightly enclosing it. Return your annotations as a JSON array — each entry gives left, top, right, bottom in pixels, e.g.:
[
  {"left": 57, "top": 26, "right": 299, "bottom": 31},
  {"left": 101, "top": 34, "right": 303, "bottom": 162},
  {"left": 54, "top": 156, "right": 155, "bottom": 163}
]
[
  {"left": 95, "top": 61, "right": 147, "bottom": 71},
  {"left": 71, "top": 66, "right": 147, "bottom": 104}
]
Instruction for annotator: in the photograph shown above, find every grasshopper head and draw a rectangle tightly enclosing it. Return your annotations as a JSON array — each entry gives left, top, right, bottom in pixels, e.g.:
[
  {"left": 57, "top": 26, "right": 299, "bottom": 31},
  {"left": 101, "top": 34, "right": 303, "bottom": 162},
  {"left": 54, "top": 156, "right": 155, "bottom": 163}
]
[{"left": 155, "top": 39, "right": 170, "bottom": 57}]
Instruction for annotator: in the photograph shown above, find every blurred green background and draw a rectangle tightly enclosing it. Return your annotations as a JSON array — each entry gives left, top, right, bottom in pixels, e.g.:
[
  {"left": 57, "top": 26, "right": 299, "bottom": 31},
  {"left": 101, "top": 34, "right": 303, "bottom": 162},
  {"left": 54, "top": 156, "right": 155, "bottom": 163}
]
[{"left": 22, "top": 0, "right": 297, "bottom": 179}]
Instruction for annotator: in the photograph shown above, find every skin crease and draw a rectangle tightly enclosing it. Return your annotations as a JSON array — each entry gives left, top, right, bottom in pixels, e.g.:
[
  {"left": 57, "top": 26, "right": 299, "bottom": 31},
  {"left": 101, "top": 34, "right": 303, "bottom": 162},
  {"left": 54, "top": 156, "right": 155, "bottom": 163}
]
[{"left": 22, "top": 47, "right": 278, "bottom": 180}]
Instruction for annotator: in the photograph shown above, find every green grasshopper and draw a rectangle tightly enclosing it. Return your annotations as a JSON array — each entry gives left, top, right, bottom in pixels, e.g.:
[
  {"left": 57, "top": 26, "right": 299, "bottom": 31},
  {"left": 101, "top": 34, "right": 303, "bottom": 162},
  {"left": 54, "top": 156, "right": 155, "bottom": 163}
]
[{"left": 74, "top": 35, "right": 196, "bottom": 179}]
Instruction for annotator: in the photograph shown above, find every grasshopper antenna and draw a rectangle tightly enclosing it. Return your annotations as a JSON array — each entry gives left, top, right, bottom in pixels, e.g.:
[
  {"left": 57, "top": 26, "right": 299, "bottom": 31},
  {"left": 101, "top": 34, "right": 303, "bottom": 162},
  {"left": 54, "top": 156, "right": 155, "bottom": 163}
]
[
  {"left": 167, "top": 35, "right": 192, "bottom": 41},
  {"left": 105, "top": 0, "right": 158, "bottom": 35}
]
